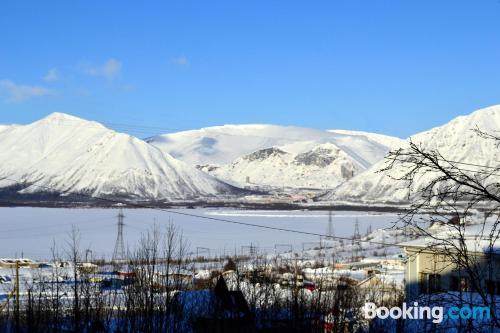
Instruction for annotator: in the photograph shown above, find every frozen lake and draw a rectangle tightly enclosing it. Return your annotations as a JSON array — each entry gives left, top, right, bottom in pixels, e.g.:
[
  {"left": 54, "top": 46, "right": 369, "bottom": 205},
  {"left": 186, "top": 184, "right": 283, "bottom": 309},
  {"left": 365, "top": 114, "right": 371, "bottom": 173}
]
[{"left": 0, "top": 208, "right": 402, "bottom": 260}]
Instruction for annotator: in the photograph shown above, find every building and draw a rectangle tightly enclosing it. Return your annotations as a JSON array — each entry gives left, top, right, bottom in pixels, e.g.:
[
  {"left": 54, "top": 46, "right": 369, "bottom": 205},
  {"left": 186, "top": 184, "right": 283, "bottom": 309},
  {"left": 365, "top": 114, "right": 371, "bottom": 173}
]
[{"left": 400, "top": 222, "right": 500, "bottom": 301}]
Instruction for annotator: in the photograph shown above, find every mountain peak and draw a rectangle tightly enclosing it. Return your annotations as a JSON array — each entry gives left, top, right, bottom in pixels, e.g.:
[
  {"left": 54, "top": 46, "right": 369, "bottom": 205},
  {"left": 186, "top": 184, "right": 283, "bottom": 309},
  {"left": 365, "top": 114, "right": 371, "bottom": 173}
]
[
  {"left": 0, "top": 114, "right": 238, "bottom": 200},
  {"left": 43, "top": 112, "right": 85, "bottom": 122},
  {"left": 34, "top": 112, "right": 106, "bottom": 131},
  {"left": 410, "top": 104, "right": 500, "bottom": 143},
  {"left": 325, "top": 104, "right": 500, "bottom": 205},
  {"left": 468, "top": 104, "right": 500, "bottom": 121}
]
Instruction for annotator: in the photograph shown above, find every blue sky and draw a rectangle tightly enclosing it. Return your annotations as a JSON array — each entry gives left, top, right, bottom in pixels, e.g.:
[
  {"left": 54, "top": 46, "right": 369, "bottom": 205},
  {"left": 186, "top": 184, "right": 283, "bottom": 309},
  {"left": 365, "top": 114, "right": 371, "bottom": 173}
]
[{"left": 1, "top": 0, "right": 500, "bottom": 138}]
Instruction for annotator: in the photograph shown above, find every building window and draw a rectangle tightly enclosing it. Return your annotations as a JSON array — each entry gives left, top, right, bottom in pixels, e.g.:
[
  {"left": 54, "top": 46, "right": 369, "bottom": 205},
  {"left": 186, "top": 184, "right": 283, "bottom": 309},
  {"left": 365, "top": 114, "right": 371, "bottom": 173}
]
[
  {"left": 428, "top": 274, "right": 441, "bottom": 293},
  {"left": 419, "top": 273, "right": 442, "bottom": 294},
  {"left": 486, "top": 280, "right": 496, "bottom": 295},
  {"left": 450, "top": 276, "right": 460, "bottom": 292},
  {"left": 419, "top": 273, "right": 428, "bottom": 294}
]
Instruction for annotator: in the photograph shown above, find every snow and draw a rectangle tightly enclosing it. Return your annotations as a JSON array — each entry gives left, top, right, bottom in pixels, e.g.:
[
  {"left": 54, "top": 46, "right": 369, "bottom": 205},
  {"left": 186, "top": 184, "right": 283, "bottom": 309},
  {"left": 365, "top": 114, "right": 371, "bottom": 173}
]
[
  {"left": 302, "top": 267, "right": 368, "bottom": 281},
  {"left": 400, "top": 221, "right": 500, "bottom": 254},
  {"left": 199, "top": 143, "right": 362, "bottom": 189},
  {"left": 0, "top": 112, "right": 239, "bottom": 200},
  {"left": 194, "top": 269, "right": 211, "bottom": 279},
  {"left": 323, "top": 105, "right": 500, "bottom": 204},
  {"left": 0, "top": 207, "right": 400, "bottom": 260},
  {"left": 147, "top": 124, "right": 398, "bottom": 167},
  {"left": 328, "top": 129, "right": 405, "bottom": 150},
  {"left": 0, "top": 124, "right": 16, "bottom": 134}
]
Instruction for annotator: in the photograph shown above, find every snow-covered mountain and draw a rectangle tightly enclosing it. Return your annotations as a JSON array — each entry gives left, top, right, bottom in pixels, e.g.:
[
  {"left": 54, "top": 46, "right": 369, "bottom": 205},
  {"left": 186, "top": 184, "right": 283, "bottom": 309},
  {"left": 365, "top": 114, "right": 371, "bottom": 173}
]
[
  {"left": 0, "top": 113, "right": 240, "bottom": 200},
  {"left": 198, "top": 143, "right": 362, "bottom": 189},
  {"left": 323, "top": 105, "right": 500, "bottom": 204},
  {"left": 147, "top": 124, "right": 400, "bottom": 169}
]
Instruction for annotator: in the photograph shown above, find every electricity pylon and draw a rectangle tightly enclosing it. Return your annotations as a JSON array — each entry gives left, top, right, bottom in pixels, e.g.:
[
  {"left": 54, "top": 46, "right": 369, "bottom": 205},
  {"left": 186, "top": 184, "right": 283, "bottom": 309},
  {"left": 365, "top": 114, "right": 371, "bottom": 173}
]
[{"left": 112, "top": 208, "right": 126, "bottom": 262}]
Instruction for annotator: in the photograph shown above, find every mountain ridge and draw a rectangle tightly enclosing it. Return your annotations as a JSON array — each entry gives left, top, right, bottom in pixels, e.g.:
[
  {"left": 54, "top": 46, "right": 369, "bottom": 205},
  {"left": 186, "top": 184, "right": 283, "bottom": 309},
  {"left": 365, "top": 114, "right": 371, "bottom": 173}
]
[
  {"left": 322, "top": 104, "right": 500, "bottom": 205},
  {"left": 148, "top": 123, "right": 398, "bottom": 168},
  {"left": 0, "top": 112, "right": 240, "bottom": 200}
]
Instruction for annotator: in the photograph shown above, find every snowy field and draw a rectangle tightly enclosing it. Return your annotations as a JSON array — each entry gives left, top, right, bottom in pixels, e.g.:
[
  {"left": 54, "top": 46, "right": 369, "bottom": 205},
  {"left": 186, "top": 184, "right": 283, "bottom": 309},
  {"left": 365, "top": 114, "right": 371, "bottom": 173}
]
[{"left": 0, "top": 208, "right": 402, "bottom": 260}]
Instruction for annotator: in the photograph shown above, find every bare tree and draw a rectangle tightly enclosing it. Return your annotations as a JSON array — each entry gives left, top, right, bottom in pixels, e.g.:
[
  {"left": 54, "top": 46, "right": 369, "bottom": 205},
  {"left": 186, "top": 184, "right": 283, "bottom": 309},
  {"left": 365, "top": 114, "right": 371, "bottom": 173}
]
[
  {"left": 382, "top": 129, "right": 500, "bottom": 330},
  {"left": 66, "top": 225, "right": 82, "bottom": 332}
]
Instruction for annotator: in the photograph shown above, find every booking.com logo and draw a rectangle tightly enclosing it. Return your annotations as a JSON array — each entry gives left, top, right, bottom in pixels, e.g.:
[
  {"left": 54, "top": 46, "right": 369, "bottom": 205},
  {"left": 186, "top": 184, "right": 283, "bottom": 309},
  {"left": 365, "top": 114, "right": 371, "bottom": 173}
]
[{"left": 364, "top": 302, "right": 491, "bottom": 324}]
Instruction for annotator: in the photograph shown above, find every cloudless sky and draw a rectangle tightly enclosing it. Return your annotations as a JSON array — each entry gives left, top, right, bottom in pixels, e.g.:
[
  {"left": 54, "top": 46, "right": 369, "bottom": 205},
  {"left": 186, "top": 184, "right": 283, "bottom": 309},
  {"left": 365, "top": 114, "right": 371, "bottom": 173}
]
[{"left": 1, "top": 0, "right": 500, "bottom": 138}]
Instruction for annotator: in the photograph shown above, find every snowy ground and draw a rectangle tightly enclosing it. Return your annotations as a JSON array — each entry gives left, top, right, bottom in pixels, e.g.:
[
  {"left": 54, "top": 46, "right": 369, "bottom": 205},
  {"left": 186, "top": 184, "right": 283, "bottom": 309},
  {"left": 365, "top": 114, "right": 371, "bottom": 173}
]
[{"left": 0, "top": 208, "right": 402, "bottom": 260}]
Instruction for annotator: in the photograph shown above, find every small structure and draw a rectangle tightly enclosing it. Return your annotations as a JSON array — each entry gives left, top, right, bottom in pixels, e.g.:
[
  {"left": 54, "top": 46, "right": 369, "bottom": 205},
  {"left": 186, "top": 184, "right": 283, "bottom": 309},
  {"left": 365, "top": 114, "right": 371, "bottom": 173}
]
[
  {"left": 77, "top": 262, "right": 98, "bottom": 274},
  {"left": 0, "top": 258, "right": 38, "bottom": 269}
]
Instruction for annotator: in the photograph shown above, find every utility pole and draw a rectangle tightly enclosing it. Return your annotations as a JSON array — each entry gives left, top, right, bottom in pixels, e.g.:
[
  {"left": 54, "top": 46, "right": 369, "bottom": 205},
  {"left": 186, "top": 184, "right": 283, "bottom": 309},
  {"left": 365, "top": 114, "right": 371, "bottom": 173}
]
[
  {"left": 382, "top": 231, "right": 387, "bottom": 257},
  {"left": 366, "top": 224, "right": 372, "bottom": 236},
  {"left": 112, "top": 208, "right": 126, "bottom": 262},
  {"left": 15, "top": 260, "right": 20, "bottom": 329}
]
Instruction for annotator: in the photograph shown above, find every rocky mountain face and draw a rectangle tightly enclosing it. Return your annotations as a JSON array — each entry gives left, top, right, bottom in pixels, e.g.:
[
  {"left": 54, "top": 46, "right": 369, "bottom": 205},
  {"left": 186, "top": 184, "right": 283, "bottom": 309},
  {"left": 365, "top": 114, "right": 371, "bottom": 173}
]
[{"left": 198, "top": 143, "right": 362, "bottom": 189}]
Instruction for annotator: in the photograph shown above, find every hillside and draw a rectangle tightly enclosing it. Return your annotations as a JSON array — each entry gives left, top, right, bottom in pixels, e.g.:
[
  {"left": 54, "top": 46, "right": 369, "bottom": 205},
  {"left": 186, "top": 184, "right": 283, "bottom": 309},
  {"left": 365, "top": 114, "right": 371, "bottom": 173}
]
[
  {"left": 199, "top": 143, "right": 362, "bottom": 189},
  {"left": 323, "top": 105, "right": 500, "bottom": 205}
]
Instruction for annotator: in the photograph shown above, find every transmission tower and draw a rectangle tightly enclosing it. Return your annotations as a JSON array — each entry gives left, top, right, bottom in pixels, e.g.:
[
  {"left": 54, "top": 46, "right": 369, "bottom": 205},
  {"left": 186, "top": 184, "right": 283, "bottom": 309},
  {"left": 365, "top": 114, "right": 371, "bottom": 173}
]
[
  {"left": 112, "top": 208, "right": 126, "bottom": 262},
  {"left": 351, "top": 218, "right": 362, "bottom": 261},
  {"left": 382, "top": 231, "right": 387, "bottom": 256},
  {"left": 353, "top": 218, "right": 361, "bottom": 240},
  {"left": 327, "top": 210, "right": 334, "bottom": 239}
]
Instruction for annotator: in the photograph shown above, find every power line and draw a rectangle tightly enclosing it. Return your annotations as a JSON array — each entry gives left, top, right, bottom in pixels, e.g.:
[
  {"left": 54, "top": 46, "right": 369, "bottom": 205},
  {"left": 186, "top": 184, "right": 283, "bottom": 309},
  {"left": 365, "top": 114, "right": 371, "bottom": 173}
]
[
  {"left": 0, "top": 175, "right": 405, "bottom": 248},
  {"left": 388, "top": 157, "right": 500, "bottom": 178},
  {"left": 3, "top": 125, "right": 500, "bottom": 249},
  {"left": 19, "top": 116, "right": 500, "bottom": 176},
  {"left": 0, "top": 223, "right": 116, "bottom": 241},
  {"left": 14, "top": 116, "right": 500, "bottom": 171},
  {"left": 12, "top": 116, "right": 374, "bottom": 147}
]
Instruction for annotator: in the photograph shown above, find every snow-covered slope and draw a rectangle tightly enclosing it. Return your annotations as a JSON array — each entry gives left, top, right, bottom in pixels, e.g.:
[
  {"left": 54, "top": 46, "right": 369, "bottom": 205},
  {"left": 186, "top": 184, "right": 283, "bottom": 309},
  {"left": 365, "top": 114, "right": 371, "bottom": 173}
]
[
  {"left": 324, "top": 105, "right": 500, "bottom": 204},
  {"left": 328, "top": 129, "right": 405, "bottom": 150},
  {"left": 0, "top": 124, "right": 15, "bottom": 134},
  {"left": 199, "top": 143, "right": 362, "bottom": 189},
  {"left": 0, "top": 113, "right": 239, "bottom": 200},
  {"left": 147, "top": 124, "right": 398, "bottom": 169}
]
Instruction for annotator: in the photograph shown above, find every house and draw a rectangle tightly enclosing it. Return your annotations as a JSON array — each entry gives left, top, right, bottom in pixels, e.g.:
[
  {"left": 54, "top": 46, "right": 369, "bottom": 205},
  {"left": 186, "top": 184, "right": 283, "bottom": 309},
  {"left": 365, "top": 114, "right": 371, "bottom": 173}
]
[{"left": 400, "top": 222, "right": 500, "bottom": 301}]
